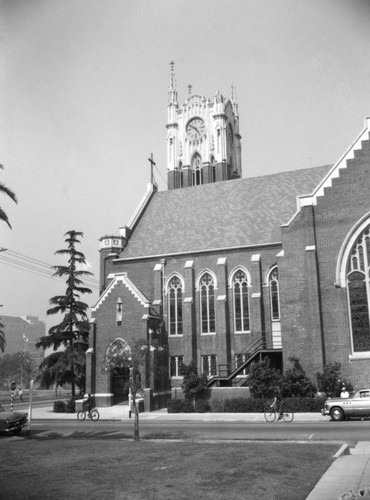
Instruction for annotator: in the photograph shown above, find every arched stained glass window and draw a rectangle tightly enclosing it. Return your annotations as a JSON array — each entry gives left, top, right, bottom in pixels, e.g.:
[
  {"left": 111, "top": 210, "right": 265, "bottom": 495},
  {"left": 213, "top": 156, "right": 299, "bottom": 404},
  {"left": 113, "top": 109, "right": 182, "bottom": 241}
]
[
  {"left": 347, "top": 226, "right": 370, "bottom": 352},
  {"left": 232, "top": 269, "right": 250, "bottom": 332},
  {"left": 168, "top": 276, "right": 183, "bottom": 336},
  {"left": 200, "top": 272, "right": 215, "bottom": 334}
]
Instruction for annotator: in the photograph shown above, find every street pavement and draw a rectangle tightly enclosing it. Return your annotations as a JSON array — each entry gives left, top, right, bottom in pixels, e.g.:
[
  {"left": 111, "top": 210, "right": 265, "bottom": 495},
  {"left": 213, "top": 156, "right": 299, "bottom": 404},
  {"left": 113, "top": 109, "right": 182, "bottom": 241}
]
[{"left": 25, "top": 405, "right": 370, "bottom": 499}]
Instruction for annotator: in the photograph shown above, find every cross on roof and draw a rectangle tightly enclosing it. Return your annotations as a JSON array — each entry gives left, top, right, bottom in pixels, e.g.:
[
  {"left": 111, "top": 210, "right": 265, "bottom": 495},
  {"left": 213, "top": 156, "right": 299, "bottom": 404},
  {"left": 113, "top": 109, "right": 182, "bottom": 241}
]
[{"left": 148, "top": 153, "right": 156, "bottom": 184}]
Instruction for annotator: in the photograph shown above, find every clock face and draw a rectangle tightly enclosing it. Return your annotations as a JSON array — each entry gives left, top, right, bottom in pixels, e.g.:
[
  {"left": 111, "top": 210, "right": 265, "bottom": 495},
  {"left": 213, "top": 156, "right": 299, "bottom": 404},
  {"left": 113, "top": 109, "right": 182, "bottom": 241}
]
[{"left": 186, "top": 117, "right": 206, "bottom": 140}]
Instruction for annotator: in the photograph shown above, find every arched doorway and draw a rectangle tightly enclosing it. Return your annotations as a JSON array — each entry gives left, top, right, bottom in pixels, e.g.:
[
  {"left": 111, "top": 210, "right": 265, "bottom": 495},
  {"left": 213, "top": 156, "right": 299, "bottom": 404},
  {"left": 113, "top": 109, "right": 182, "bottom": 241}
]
[
  {"left": 106, "top": 339, "right": 131, "bottom": 405},
  {"left": 111, "top": 366, "right": 130, "bottom": 404}
]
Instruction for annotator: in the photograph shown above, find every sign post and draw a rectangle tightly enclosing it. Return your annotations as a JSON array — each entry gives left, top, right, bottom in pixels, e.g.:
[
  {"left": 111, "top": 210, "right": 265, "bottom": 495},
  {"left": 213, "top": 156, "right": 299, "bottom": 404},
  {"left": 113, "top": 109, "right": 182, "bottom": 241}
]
[{"left": 27, "top": 379, "right": 34, "bottom": 438}]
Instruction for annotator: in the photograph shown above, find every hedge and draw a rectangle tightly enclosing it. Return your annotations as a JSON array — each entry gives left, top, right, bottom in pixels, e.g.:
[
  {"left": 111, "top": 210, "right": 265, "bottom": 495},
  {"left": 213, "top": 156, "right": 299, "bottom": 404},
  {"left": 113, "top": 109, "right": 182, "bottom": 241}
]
[{"left": 167, "top": 397, "right": 326, "bottom": 413}]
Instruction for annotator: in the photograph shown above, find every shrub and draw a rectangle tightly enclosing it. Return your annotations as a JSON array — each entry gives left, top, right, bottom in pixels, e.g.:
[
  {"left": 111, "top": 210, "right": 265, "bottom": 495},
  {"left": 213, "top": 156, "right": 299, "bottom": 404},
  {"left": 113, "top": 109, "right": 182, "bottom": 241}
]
[
  {"left": 248, "top": 358, "right": 282, "bottom": 399},
  {"left": 181, "top": 361, "right": 208, "bottom": 400},
  {"left": 316, "top": 362, "right": 353, "bottom": 398},
  {"left": 65, "top": 397, "right": 76, "bottom": 413},
  {"left": 167, "top": 399, "right": 194, "bottom": 413},
  {"left": 281, "top": 357, "right": 317, "bottom": 398},
  {"left": 194, "top": 399, "right": 211, "bottom": 413},
  {"left": 210, "top": 399, "right": 224, "bottom": 413},
  {"left": 223, "top": 398, "right": 265, "bottom": 413},
  {"left": 282, "top": 397, "right": 325, "bottom": 413},
  {"left": 53, "top": 400, "right": 66, "bottom": 413}
]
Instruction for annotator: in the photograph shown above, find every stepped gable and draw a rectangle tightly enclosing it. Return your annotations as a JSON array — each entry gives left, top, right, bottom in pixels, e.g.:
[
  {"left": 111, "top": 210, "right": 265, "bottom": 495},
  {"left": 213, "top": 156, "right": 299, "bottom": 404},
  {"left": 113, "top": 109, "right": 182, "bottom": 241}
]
[{"left": 120, "top": 165, "right": 331, "bottom": 259}]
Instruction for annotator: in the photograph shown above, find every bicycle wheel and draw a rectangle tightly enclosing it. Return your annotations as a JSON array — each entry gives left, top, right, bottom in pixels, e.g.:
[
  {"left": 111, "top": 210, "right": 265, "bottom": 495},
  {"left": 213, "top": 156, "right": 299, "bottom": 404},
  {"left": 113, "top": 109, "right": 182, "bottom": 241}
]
[
  {"left": 264, "top": 409, "right": 276, "bottom": 422},
  {"left": 77, "top": 410, "right": 86, "bottom": 421},
  {"left": 90, "top": 409, "right": 100, "bottom": 421},
  {"left": 282, "top": 412, "right": 294, "bottom": 423}
]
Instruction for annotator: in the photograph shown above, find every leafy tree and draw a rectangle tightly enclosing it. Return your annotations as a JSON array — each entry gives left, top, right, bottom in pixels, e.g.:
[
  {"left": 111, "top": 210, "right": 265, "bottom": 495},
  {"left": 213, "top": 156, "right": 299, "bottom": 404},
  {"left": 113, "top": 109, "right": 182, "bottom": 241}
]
[
  {"left": 248, "top": 357, "right": 282, "bottom": 399},
  {"left": 0, "top": 319, "right": 6, "bottom": 353},
  {"left": 36, "top": 231, "right": 93, "bottom": 399},
  {"left": 181, "top": 361, "right": 208, "bottom": 404},
  {"left": 316, "top": 361, "right": 353, "bottom": 397},
  {"left": 0, "top": 163, "right": 17, "bottom": 228},
  {"left": 37, "top": 348, "right": 87, "bottom": 394},
  {"left": 104, "top": 338, "right": 155, "bottom": 441},
  {"left": 0, "top": 351, "right": 37, "bottom": 389},
  {"left": 281, "top": 357, "right": 316, "bottom": 398}
]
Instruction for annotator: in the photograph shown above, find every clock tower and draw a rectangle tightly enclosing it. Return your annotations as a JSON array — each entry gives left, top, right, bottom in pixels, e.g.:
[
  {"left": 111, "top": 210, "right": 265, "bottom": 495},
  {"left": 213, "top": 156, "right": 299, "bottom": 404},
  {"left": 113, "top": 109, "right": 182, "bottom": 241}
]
[{"left": 166, "top": 62, "right": 242, "bottom": 190}]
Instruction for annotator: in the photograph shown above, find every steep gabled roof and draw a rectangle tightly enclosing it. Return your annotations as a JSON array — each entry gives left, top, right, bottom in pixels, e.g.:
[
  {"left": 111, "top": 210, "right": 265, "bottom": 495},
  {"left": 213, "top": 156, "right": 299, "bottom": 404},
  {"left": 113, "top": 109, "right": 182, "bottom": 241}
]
[{"left": 118, "top": 165, "right": 331, "bottom": 259}]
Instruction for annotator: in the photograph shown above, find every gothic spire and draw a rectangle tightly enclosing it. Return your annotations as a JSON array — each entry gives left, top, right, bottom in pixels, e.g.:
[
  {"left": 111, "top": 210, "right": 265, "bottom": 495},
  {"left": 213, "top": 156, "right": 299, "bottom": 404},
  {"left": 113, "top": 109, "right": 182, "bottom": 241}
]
[
  {"left": 168, "top": 61, "right": 178, "bottom": 104},
  {"left": 231, "top": 85, "right": 239, "bottom": 117}
]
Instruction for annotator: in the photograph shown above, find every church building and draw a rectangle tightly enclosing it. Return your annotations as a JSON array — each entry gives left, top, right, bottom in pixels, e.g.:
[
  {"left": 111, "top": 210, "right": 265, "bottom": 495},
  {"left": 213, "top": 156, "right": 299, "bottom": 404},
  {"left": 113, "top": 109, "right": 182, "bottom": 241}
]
[{"left": 87, "top": 63, "right": 370, "bottom": 408}]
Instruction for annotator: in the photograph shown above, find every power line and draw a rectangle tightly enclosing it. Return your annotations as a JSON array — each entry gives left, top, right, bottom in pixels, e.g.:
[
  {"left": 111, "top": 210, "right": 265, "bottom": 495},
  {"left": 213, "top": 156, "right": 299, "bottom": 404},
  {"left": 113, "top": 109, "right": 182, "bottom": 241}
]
[{"left": 0, "top": 249, "right": 100, "bottom": 290}]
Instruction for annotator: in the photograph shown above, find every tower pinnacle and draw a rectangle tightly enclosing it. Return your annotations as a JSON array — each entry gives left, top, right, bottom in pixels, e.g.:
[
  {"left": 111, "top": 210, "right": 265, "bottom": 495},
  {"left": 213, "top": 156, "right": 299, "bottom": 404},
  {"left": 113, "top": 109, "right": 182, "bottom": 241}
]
[{"left": 168, "top": 61, "right": 178, "bottom": 104}]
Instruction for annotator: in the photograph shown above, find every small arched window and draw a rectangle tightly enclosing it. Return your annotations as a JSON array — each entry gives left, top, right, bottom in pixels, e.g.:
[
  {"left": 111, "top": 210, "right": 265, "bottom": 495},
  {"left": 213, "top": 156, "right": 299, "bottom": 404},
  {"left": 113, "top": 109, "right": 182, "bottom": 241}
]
[
  {"left": 347, "top": 225, "right": 370, "bottom": 352},
  {"left": 200, "top": 272, "right": 215, "bottom": 334},
  {"left": 232, "top": 269, "right": 250, "bottom": 332},
  {"left": 192, "top": 153, "right": 203, "bottom": 186},
  {"left": 167, "top": 276, "right": 183, "bottom": 336}
]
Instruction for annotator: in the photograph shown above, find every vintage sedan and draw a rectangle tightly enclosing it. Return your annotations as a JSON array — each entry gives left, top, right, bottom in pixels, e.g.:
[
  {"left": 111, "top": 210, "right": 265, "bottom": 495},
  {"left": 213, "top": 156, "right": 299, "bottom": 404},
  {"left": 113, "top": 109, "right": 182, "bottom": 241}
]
[
  {"left": 322, "top": 389, "right": 370, "bottom": 421},
  {"left": 0, "top": 404, "right": 28, "bottom": 435}
]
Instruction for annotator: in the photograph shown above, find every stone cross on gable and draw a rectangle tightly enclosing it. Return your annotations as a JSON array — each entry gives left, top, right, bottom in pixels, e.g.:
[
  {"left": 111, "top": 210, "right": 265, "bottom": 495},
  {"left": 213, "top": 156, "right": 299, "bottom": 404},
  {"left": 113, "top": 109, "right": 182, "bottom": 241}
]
[{"left": 148, "top": 153, "right": 156, "bottom": 184}]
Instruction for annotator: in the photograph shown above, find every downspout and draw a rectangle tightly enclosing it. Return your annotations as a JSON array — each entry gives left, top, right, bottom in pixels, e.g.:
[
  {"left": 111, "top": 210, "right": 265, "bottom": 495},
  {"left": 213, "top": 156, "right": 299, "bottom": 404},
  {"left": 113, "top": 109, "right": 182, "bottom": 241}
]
[{"left": 312, "top": 205, "right": 326, "bottom": 367}]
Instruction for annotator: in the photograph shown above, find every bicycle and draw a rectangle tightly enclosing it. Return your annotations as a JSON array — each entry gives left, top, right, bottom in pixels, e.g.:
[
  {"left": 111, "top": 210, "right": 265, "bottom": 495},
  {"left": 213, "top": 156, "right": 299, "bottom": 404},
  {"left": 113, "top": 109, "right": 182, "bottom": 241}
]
[
  {"left": 77, "top": 407, "right": 100, "bottom": 421},
  {"left": 264, "top": 405, "right": 294, "bottom": 423}
]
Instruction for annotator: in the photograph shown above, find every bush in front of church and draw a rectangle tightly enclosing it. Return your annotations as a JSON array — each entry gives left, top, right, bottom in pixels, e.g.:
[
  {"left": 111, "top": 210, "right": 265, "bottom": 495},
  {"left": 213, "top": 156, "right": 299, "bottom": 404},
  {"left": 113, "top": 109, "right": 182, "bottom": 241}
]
[{"left": 53, "top": 400, "right": 67, "bottom": 413}]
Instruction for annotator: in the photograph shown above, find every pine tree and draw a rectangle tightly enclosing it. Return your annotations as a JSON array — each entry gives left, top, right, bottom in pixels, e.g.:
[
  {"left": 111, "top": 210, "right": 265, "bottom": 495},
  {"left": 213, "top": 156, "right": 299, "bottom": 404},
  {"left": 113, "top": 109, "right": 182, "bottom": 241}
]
[{"left": 36, "top": 230, "right": 93, "bottom": 399}]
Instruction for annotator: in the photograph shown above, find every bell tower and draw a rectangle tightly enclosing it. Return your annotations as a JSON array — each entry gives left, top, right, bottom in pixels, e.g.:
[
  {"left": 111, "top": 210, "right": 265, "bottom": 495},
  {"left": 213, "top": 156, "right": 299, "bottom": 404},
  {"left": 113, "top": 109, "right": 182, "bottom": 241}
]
[{"left": 166, "top": 62, "right": 242, "bottom": 190}]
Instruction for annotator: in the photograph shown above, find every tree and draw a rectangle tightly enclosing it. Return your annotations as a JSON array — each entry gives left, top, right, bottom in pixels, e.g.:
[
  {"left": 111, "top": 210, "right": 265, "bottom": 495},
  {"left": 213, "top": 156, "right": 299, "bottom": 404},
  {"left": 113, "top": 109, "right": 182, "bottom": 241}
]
[
  {"left": 181, "top": 361, "right": 208, "bottom": 405},
  {"left": 248, "top": 357, "right": 282, "bottom": 399},
  {"left": 316, "top": 362, "right": 353, "bottom": 397},
  {"left": 36, "top": 231, "right": 93, "bottom": 399},
  {"left": 0, "top": 352, "right": 37, "bottom": 389},
  {"left": 0, "top": 163, "right": 17, "bottom": 228},
  {"left": 0, "top": 319, "right": 6, "bottom": 353},
  {"left": 281, "top": 357, "right": 316, "bottom": 397},
  {"left": 37, "top": 348, "right": 87, "bottom": 394},
  {"left": 104, "top": 338, "right": 152, "bottom": 441}
]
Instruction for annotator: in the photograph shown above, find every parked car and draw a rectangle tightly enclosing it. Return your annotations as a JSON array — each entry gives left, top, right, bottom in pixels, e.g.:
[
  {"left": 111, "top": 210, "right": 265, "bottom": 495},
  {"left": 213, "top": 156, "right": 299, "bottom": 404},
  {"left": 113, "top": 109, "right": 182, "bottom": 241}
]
[
  {"left": 0, "top": 404, "right": 28, "bottom": 435},
  {"left": 322, "top": 389, "right": 370, "bottom": 421}
]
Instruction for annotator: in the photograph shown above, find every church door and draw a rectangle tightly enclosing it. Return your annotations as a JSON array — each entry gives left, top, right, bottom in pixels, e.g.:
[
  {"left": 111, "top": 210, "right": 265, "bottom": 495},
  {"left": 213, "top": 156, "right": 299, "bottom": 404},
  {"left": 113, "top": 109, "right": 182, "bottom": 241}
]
[{"left": 111, "top": 367, "right": 130, "bottom": 405}]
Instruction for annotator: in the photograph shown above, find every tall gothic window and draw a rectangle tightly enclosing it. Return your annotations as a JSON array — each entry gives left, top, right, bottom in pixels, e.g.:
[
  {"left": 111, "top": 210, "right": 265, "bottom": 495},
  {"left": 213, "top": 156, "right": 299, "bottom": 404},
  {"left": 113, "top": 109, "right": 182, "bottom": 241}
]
[
  {"left": 192, "top": 153, "right": 203, "bottom": 186},
  {"left": 178, "top": 162, "right": 183, "bottom": 188},
  {"left": 168, "top": 276, "right": 183, "bottom": 336},
  {"left": 269, "top": 267, "right": 280, "bottom": 321},
  {"left": 210, "top": 156, "right": 216, "bottom": 183},
  {"left": 200, "top": 272, "right": 215, "bottom": 334},
  {"left": 232, "top": 269, "right": 250, "bottom": 332},
  {"left": 347, "top": 226, "right": 370, "bottom": 352}
]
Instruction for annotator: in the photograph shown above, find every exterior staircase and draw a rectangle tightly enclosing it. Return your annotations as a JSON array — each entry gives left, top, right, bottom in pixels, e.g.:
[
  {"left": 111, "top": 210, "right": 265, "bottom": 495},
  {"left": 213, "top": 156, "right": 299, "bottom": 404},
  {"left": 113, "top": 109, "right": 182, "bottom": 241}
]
[{"left": 207, "top": 337, "right": 266, "bottom": 387}]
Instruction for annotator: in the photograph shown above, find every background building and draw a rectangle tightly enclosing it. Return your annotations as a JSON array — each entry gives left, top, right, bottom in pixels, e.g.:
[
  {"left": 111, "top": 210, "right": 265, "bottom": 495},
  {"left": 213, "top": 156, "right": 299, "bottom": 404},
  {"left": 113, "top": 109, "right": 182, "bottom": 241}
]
[{"left": 1, "top": 315, "right": 45, "bottom": 367}]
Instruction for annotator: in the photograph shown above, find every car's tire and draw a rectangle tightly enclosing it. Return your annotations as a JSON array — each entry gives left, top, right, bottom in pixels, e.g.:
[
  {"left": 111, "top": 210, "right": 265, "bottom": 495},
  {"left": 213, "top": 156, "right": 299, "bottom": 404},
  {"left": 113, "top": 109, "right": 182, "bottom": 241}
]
[
  {"left": 12, "top": 427, "right": 22, "bottom": 435},
  {"left": 330, "top": 407, "right": 344, "bottom": 421}
]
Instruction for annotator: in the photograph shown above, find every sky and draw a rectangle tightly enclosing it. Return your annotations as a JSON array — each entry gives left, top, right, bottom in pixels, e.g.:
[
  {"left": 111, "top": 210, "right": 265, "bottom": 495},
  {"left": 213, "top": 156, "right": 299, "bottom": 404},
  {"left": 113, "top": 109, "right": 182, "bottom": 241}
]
[{"left": 0, "top": 0, "right": 370, "bottom": 335}]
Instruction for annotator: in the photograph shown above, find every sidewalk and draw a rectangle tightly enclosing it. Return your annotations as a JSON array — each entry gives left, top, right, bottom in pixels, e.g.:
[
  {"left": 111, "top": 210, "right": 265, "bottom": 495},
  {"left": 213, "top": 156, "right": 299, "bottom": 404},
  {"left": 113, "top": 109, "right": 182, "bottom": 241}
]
[
  {"left": 27, "top": 405, "right": 370, "bottom": 499},
  {"left": 28, "top": 404, "right": 326, "bottom": 422}
]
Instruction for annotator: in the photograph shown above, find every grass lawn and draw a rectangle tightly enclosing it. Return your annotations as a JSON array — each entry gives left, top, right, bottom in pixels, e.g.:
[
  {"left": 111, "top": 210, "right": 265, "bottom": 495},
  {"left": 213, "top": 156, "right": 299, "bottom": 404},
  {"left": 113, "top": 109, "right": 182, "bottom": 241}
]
[{"left": 0, "top": 438, "right": 337, "bottom": 500}]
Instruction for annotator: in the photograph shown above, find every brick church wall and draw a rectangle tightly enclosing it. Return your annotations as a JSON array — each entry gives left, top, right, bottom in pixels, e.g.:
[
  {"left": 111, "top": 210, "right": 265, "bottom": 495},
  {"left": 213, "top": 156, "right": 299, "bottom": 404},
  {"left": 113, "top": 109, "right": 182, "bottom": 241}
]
[{"left": 281, "top": 136, "right": 370, "bottom": 388}]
